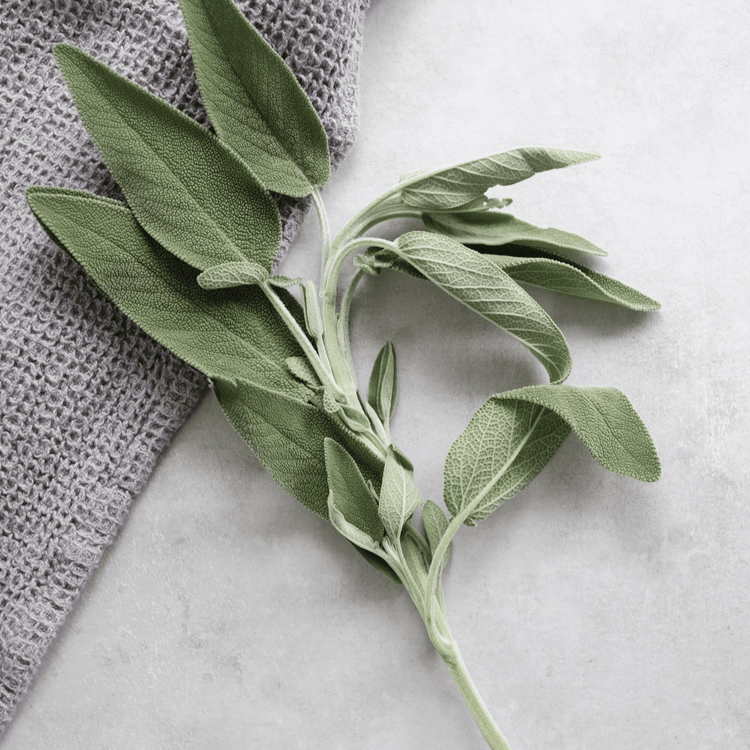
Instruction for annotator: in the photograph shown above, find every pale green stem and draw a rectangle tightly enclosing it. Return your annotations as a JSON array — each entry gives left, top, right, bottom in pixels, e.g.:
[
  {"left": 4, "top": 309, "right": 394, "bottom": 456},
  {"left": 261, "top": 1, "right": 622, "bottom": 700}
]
[
  {"left": 311, "top": 187, "right": 332, "bottom": 270},
  {"left": 432, "top": 618, "right": 513, "bottom": 750},
  {"left": 260, "top": 281, "right": 343, "bottom": 400}
]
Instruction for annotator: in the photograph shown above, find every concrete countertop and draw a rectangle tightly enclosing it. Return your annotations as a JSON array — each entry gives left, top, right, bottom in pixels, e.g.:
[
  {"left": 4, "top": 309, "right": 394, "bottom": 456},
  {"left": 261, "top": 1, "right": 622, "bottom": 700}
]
[{"left": 4, "top": 0, "right": 749, "bottom": 748}]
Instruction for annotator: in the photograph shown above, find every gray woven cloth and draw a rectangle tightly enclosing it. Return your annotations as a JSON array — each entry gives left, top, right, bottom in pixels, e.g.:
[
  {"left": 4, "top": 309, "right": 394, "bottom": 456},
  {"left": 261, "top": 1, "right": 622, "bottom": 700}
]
[{"left": 0, "top": 0, "right": 369, "bottom": 732}]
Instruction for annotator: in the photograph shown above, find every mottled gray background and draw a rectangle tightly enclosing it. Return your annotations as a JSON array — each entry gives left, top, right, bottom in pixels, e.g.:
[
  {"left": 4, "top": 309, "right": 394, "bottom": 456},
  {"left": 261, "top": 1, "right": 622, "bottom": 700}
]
[{"left": 4, "top": 0, "right": 749, "bottom": 748}]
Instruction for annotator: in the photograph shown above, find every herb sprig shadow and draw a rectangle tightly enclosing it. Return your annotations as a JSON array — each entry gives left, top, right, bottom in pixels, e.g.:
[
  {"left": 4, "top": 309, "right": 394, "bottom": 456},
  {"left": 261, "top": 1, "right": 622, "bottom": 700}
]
[{"left": 25, "top": 0, "right": 661, "bottom": 746}]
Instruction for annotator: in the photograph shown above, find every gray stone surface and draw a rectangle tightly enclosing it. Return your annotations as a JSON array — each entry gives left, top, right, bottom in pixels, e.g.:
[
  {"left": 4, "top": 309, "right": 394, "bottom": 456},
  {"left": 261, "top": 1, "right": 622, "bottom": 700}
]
[{"left": 4, "top": 0, "right": 749, "bottom": 748}]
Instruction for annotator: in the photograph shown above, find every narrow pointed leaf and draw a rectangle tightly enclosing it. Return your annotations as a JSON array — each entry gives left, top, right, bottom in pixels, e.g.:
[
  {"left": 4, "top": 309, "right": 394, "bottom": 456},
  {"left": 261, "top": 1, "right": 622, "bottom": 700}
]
[
  {"left": 487, "top": 253, "right": 660, "bottom": 311},
  {"left": 378, "top": 446, "right": 424, "bottom": 538},
  {"left": 286, "top": 356, "right": 321, "bottom": 388},
  {"left": 402, "top": 532, "right": 429, "bottom": 587},
  {"left": 324, "top": 438, "right": 385, "bottom": 545},
  {"left": 25, "top": 187, "right": 301, "bottom": 396},
  {"left": 268, "top": 275, "right": 302, "bottom": 288},
  {"left": 53, "top": 43, "right": 281, "bottom": 271},
  {"left": 400, "top": 147, "right": 599, "bottom": 210},
  {"left": 367, "top": 341, "right": 398, "bottom": 422},
  {"left": 395, "top": 231, "right": 572, "bottom": 383},
  {"left": 424, "top": 210, "right": 606, "bottom": 257},
  {"left": 445, "top": 384, "right": 660, "bottom": 525},
  {"left": 422, "top": 500, "right": 451, "bottom": 565},
  {"left": 197, "top": 260, "right": 269, "bottom": 289},
  {"left": 178, "top": 0, "right": 330, "bottom": 196},
  {"left": 216, "top": 378, "right": 384, "bottom": 519},
  {"left": 300, "top": 279, "right": 323, "bottom": 339}
]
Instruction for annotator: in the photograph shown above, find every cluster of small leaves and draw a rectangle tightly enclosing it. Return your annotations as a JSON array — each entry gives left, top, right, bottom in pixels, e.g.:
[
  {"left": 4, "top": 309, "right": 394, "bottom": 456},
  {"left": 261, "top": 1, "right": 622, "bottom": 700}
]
[{"left": 25, "top": 0, "right": 662, "bottom": 742}]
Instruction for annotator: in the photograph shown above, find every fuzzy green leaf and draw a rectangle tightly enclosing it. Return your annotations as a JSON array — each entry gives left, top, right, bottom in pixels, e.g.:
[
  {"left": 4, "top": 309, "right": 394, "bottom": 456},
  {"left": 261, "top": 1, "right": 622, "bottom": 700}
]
[
  {"left": 445, "top": 385, "right": 661, "bottom": 525},
  {"left": 178, "top": 0, "right": 330, "bottom": 196},
  {"left": 395, "top": 231, "right": 572, "bottom": 384},
  {"left": 300, "top": 279, "right": 324, "bottom": 339},
  {"left": 197, "top": 260, "right": 269, "bottom": 289},
  {"left": 367, "top": 341, "right": 398, "bottom": 422},
  {"left": 423, "top": 211, "right": 606, "bottom": 258},
  {"left": 378, "top": 446, "right": 424, "bottom": 539},
  {"left": 324, "top": 438, "right": 385, "bottom": 547},
  {"left": 286, "top": 356, "right": 320, "bottom": 389},
  {"left": 25, "top": 187, "right": 302, "bottom": 396},
  {"left": 400, "top": 147, "right": 599, "bottom": 210},
  {"left": 217, "top": 379, "right": 382, "bottom": 518},
  {"left": 422, "top": 500, "right": 451, "bottom": 565},
  {"left": 486, "top": 252, "right": 660, "bottom": 311},
  {"left": 53, "top": 43, "right": 281, "bottom": 271}
]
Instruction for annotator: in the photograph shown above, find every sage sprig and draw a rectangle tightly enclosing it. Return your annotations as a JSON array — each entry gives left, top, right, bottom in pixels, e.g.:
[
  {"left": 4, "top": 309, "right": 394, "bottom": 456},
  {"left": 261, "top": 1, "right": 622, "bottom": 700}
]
[{"left": 26, "top": 0, "right": 662, "bottom": 746}]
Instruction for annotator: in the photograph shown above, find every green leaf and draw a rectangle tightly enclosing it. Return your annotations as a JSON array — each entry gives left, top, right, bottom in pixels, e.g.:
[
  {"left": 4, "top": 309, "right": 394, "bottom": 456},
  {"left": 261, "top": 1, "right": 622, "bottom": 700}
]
[
  {"left": 25, "top": 187, "right": 302, "bottom": 396},
  {"left": 487, "top": 252, "right": 660, "bottom": 311},
  {"left": 53, "top": 43, "right": 281, "bottom": 271},
  {"left": 268, "top": 275, "right": 302, "bottom": 288},
  {"left": 422, "top": 500, "right": 451, "bottom": 566},
  {"left": 394, "top": 231, "right": 572, "bottom": 384},
  {"left": 367, "top": 341, "right": 398, "bottom": 422},
  {"left": 197, "top": 260, "right": 269, "bottom": 289},
  {"left": 402, "top": 532, "right": 428, "bottom": 588},
  {"left": 217, "top": 378, "right": 382, "bottom": 518},
  {"left": 324, "top": 438, "right": 385, "bottom": 548},
  {"left": 423, "top": 210, "right": 606, "bottom": 258},
  {"left": 178, "top": 0, "right": 330, "bottom": 197},
  {"left": 399, "top": 147, "right": 599, "bottom": 210},
  {"left": 300, "top": 279, "right": 324, "bottom": 339},
  {"left": 378, "top": 446, "right": 424, "bottom": 539},
  {"left": 444, "top": 385, "right": 661, "bottom": 525},
  {"left": 286, "top": 356, "right": 321, "bottom": 389}
]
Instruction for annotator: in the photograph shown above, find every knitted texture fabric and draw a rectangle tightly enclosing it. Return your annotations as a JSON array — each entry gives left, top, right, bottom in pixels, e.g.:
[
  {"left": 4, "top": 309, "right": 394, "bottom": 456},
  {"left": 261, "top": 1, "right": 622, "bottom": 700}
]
[{"left": 0, "top": 0, "right": 369, "bottom": 732}]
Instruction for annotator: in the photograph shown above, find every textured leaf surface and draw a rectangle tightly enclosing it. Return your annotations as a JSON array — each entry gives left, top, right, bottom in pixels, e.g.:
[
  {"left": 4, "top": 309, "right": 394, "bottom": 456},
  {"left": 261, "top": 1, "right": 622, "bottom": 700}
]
[
  {"left": 422, "top": 500, "right": 451, "bottom": 565},
  {"left": 324, "top": 438, "right": 385, "bottom": 545},
  {"left": 400, "top": 147, "right": 599, "bottom": 210},
  {"left": 395, "top": 232, "right": 572, "bottom": 383},
  {"left": 424, "top": 210, "right": 606, "bottom": 257},
  {"left": 178, "top": 0, "right": 330, "bottom": 196},
  {"left": 25, "top": 188, "right": 302, "bottom": 396},
  {"left": 489, "top": 253, "right": 660, "bottom": 311},
  {"left": 197, "top": 260, "right": 269, "bottom": 289},
  {"left": 54, "top": 43, "right": 281, "bottom": 271},
  {"left": 217, "top": 379, "right": 381, "bottom": 518},
  {"left": 367, "top": 341, "right": 398, "bottom": 422},
  {"left": 445, "top": 385, "right": 660, "bottom": 524},
  {"left": 378, "top": 447, "right": 424, "bottom": 538}
]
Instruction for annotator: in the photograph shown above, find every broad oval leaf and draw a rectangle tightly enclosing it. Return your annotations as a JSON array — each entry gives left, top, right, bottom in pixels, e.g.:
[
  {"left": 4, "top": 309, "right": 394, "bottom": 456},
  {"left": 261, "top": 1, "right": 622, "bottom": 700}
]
[
  {"left": 54, "top": 43, "right": 281, "bottom": 271},
  {"left": 324, "top": 438, "right": 384, "bottom": 546},
  {"left": 178, "top": 0, "right": 330, "bottom": 197},
  {"left": 400, "top": 147, "right": 599, "bottom": 210},
  {"left": 444, "top": 384, "right": 660, "bottom": 525},
  {"left": 378, "top": 446, "right": 424, "bottom": 539},
  {"left": 395, "top": 231, "right": 572, "bottom": 384},
  {"left": 197, "top": 260, "right": 269, "bottom": 289},
  {"left": 367, "top": 340, "right": 398, "bottom": 422},
  {"left": 488, "top": 253, "right": 660, "bottom": 311},
  {"left": 424, "top": 210, "right": 606, "bottom": 258},
  {"left": 25, "top": 187, "right": 302, "bottom": 397}
]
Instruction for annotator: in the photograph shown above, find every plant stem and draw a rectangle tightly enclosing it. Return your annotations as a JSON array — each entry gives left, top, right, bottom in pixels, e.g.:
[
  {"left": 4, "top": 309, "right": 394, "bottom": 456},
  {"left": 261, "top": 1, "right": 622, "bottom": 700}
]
[
  {"left": 311, "top": 187, "right": 331, "bottom": 269},
  {"left": 434, "top": 623, "right": 513, "bottom": 750}
]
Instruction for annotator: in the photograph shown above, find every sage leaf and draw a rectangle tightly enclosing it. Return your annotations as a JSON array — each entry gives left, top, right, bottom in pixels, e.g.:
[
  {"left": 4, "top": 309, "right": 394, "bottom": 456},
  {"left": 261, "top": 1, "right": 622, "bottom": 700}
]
[
  {"left": 445, "top": 385, "right": 661, "bottom": 525},
  {"left": 423, "top": 211, "right": 606, "bottom": 258},
  {"left": 378, "top": 446, "right": 424, "bottom": 539},
  {"left": 300, "top": 279, "right": 324, "bottom": 339},
  {"left": 488, "top": 252, "right": 660, "bottom": 311},
  {"left": 286, "top": 356, "right": 320, "bottom": 389},
  {"left": 216, "top": 378, "right": 383, "bottom": 519},
  {"left": 268, "top": 275, "right": 302, "bottom": 288},
  {"left": 400, "top": 147, "right": 599, "bottom": 210},
  {"left": 367, "top": 341, "right": 398, "bottom": 422},
  {"left": 178, "top": 0, "right": 330, "bottom": 197},
  {"left": 25, "top": 187, "right": 302, "bottom": 397},
  {"left": 422, "top": 500, "right": 451, "bottom": 565},
  {"left": 402, "top": 532, "right": 428, "bottom": 588},
  {"left": 324, "top": 438, "right": 385, "bottom": 547},
  {"left": 53, "top": 43, "right": 281, "bottom": 271},
  {"left": 197, "top": 260, "right": 270, "bottom": 289},
  {"left": 395, "top": 231, "right": 572, "bottom": 384}
]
